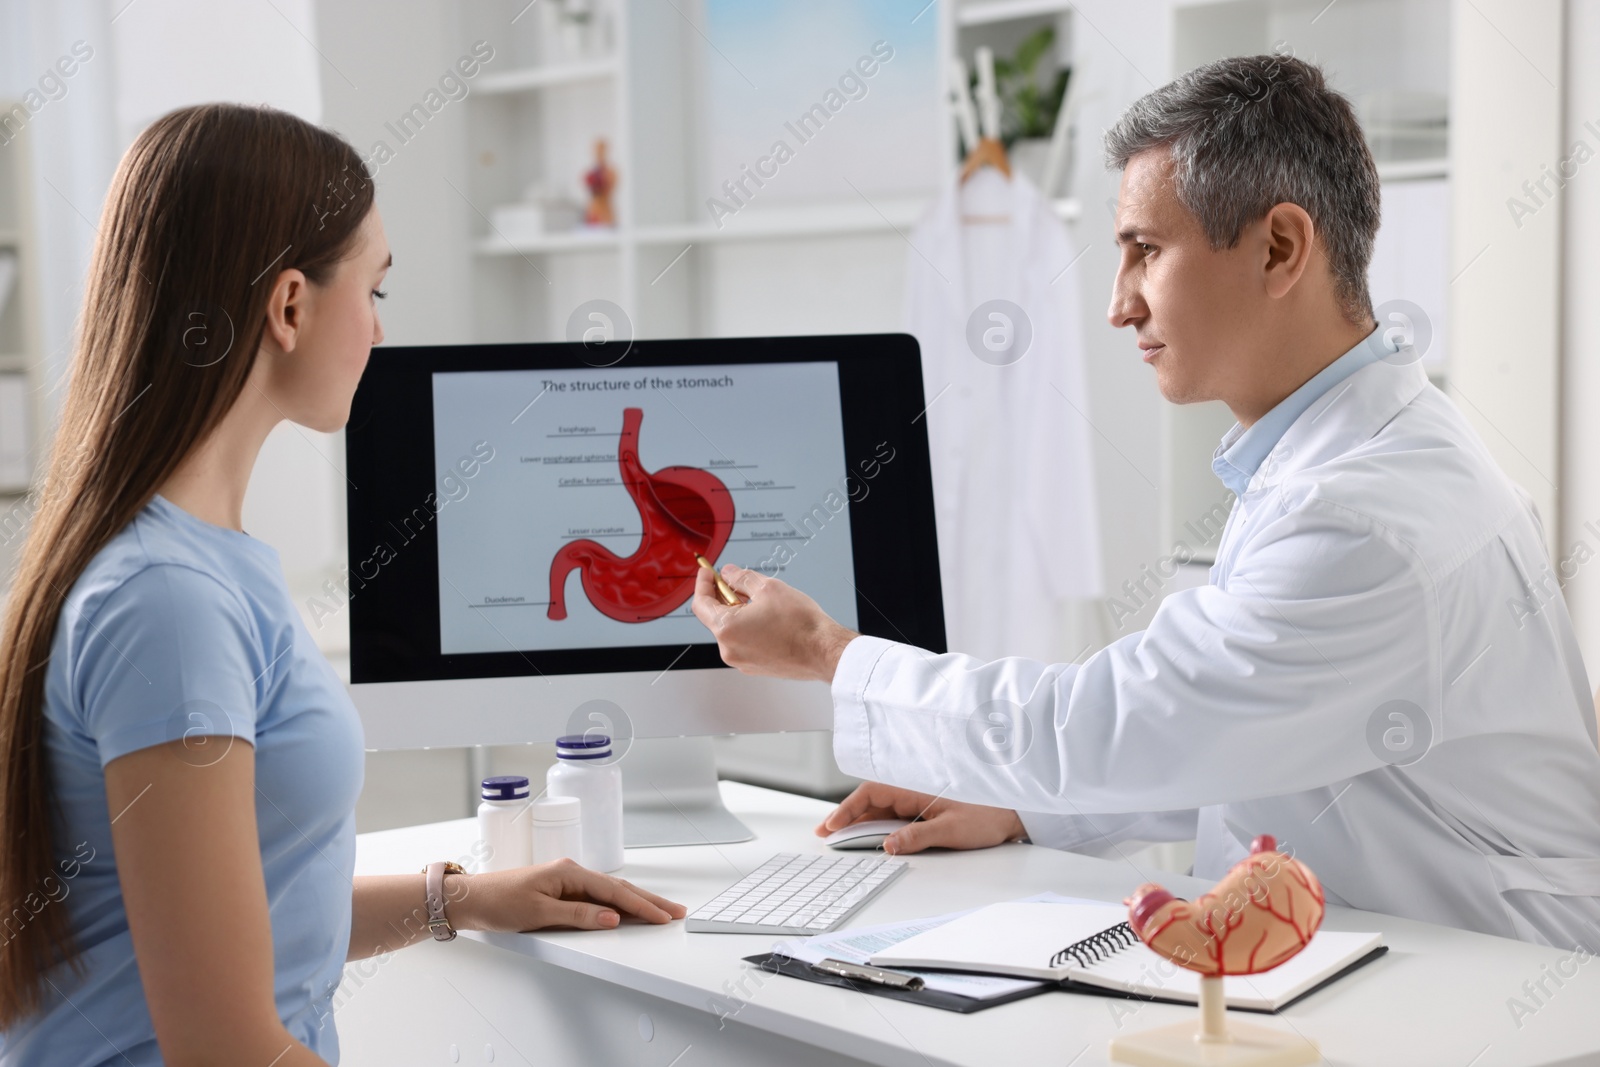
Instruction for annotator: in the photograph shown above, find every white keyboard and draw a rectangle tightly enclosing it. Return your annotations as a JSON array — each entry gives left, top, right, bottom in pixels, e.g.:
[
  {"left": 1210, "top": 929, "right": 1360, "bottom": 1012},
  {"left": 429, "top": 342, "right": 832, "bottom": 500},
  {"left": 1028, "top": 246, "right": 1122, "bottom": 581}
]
[{"left": 686, "top": 852, "right": 908, "bottom": 935}]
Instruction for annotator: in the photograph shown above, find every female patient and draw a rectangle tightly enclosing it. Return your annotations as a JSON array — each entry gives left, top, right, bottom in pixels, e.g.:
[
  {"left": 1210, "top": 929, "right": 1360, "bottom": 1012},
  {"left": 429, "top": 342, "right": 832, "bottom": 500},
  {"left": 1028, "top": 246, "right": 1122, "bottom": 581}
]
[{"left": 0, "top": 103, "right": 684, "bottom": 1066}]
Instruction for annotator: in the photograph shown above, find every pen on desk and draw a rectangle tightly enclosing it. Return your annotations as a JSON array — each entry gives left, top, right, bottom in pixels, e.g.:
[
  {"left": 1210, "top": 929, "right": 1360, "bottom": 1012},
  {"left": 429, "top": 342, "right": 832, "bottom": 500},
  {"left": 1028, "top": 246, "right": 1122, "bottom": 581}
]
[
  {"left": 809, "top": 958, "right": 926, "bottom": 991},
  {"left": 696, "top": 553, "right": 744, "bottom": 607}
]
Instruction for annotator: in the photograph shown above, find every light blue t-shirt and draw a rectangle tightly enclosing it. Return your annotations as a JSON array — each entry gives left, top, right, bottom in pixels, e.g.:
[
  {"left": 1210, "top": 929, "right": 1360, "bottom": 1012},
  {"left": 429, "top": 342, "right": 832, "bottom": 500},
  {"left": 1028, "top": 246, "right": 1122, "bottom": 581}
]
[{"left": 2, "top": 493, "right": 364, "bottom": 1066}]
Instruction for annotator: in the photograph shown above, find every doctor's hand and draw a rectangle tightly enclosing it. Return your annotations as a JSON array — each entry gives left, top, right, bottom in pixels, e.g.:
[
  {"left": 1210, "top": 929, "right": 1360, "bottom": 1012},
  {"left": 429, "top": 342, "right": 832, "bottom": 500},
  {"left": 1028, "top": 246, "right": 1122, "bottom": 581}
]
[
  {"left": 690, "top": 562, "right": 859, "bottom": 683},
  {"left": 453, "top": 858, "right": 688, "bottom": 932},
  {"left": 817, "top": 783, "right": 1026, "bottom": 856}
]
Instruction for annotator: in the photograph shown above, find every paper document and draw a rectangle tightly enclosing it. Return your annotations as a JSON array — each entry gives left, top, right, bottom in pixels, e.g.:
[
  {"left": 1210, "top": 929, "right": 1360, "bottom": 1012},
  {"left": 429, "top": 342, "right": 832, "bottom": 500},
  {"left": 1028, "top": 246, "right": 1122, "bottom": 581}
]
[{"left": 771, "top": 892, "right": 1100, "bottom": 1001}]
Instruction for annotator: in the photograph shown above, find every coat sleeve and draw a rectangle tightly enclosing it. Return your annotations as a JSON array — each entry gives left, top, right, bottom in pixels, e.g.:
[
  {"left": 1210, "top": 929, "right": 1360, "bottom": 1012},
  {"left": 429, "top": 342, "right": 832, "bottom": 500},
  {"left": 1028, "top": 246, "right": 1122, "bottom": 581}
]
[
  {"left": 1016, "top": 808, "right": 1199, "bottom": 856},
  {"left": 830, "top": 497, "right": 1437, "bottom": 815}
]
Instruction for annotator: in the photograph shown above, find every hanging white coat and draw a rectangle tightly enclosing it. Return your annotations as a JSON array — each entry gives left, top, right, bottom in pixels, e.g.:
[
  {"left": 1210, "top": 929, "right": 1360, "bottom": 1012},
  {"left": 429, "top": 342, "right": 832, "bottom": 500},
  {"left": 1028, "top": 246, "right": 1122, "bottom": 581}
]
[
  {"left": 904, "top": 167, "right": 1102, "bottom": 663},
  {"left": 830, "top": 354, "right": 1600, "bottom": 948}
]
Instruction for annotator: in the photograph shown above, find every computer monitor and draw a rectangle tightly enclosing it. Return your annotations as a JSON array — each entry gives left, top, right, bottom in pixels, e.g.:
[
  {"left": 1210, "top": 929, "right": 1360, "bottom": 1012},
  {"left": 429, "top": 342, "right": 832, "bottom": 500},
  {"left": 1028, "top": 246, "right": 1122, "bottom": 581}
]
[{"left": 345, "top": 333, "right": 945, "bottom": 844}]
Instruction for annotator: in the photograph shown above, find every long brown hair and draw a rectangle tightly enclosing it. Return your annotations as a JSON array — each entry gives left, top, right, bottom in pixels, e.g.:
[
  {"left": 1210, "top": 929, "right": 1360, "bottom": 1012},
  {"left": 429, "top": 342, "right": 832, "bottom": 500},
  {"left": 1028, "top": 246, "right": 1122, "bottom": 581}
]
[{"left": 0, "top": 104, "right": 373, "bottom": 1024}]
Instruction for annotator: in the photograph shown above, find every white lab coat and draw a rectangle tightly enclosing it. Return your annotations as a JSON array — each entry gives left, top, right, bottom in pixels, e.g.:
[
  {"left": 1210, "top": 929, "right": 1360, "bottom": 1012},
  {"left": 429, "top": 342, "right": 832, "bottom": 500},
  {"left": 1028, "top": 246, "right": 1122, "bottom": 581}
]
[
  {"left": 831, "top": 355, "right": 1600, "bottom": 948},
  {"left": 904, "top": 168, "right": 1102, "bottom": 663}
]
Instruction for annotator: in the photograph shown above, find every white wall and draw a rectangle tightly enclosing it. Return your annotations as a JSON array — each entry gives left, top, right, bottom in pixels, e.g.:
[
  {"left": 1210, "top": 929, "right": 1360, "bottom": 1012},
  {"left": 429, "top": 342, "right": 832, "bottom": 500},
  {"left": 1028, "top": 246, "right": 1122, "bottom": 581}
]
[
  {"left": 108, "top": 0, "right": 321, "bottom": 137},
  {"left": 108, "top": 0, "right": 349, "bottom": 602},
  {"left": 1448, "top": 0, "right": 1563, "bottom": 562},
  {"left": 1059, "top": 0, "right": 1174, "bottom": 636},
  {"left": 12, "top": 0, "right": 324, "bottom": 403},
  {"left": 1, "top": 0, "right": 345, "bottom": 591}
]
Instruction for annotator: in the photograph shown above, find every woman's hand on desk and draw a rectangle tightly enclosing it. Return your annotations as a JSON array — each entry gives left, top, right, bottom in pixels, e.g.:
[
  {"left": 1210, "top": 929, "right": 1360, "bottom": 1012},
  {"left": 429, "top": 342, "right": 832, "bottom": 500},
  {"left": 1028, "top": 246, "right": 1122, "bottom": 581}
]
[
  {"left": 453, "top": 858, "right": 688, "bottom": 932},
  {"left": 817, "top": 783, "right": 1025, "bottom": 855}
]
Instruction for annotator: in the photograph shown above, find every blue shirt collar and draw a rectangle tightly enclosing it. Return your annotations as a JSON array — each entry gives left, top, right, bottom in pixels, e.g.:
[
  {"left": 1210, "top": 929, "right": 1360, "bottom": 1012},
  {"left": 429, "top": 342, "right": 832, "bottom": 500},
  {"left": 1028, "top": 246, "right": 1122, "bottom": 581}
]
[{"left": 1211, "top": 325, "right": 1397, "bottom": 496}]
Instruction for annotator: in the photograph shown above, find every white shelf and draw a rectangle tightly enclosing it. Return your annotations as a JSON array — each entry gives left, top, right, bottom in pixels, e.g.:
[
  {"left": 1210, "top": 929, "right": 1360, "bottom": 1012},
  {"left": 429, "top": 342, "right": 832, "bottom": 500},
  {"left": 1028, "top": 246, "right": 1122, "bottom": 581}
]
[
  {"left": 475, "top": 228, "right": 620, "bottom": 256},
  {"left": 474, "top": 196, "right": 1082, "bottom": 255},
  {"left": 475, "top": 59, "right": 617, "bottom": 95},
  {"left": 957, "top": 0, "right": 1074, "bottom": 26},
  {"left": 0, "top": 354, "right": 25, "bottom": 373},
  {"left": 1375, "top": 158, "right": 1450, "bottom": 182},
  {"left": 0, "top": 230, "right": 18, "bottom": 245},
  {"left": 635, "top": 199, "right": 931, "bottom": 246}
]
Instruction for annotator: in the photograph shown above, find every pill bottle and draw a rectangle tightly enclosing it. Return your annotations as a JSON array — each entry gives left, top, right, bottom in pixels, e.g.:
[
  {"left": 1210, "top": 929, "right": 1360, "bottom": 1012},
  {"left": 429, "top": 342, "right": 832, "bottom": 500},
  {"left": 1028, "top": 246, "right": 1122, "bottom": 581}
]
[
  {"left": 546, "top": 734, "right": 625, "bottom": 872},
  {"left": 476, "top": 775, "right": 533, "bottom": 872},
  {"left": 531, "top": 796, "right": 583, "bottom": 865}
]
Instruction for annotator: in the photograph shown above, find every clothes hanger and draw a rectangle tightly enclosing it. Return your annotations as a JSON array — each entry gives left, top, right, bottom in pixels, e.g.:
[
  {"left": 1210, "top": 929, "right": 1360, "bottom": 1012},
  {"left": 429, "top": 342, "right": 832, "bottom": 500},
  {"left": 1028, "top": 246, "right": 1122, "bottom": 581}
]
[
  {"left": 956, "top": 48, "right": 1011, "bottom": 224},
  {"left": 947, "top": 55, "right": 980, "bottom": 158},
  {"left": 958, "top": 47, "right": 1010, "bottom": 185}
]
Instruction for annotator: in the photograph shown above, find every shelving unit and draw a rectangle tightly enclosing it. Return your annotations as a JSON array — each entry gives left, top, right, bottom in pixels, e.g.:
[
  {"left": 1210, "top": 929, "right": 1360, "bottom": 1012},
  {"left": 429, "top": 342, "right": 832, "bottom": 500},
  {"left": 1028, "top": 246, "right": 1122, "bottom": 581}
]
[
  {"left": 456, "top": 0, "right": 630, "bottom": 345},
  {"left": 458, "top": 0, "right": 1082, "bottom": 351},
  {"left": 946, "top": 0, "right": 1077, "bottom": 199}
]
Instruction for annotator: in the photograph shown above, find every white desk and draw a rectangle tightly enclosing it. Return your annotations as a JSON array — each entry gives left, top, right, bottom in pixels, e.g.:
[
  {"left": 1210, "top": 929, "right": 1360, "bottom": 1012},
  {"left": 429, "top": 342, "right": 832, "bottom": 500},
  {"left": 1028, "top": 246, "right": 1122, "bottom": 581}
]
[{"left": 340, "top": 782, "right": 1600, "bottom": 1067}]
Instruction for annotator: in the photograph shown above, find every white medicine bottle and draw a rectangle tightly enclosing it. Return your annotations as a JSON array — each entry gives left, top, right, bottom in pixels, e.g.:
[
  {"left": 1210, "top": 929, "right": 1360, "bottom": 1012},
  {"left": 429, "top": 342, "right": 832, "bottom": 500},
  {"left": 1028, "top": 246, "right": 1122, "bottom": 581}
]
[
  {"left": 476, "top": 775, "right": 533, "bottom": 872},
  {"left": 546, "top": 734, "right": 624, "bottom": 872},
  {"left": 531, "top": 796, "right": 582, "bottom": 865}
]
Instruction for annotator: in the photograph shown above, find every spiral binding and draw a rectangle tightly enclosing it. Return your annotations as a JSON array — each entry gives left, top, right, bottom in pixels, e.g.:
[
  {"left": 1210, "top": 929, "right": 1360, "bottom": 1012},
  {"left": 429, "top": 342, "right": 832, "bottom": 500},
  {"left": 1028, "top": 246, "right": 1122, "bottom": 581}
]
[{"left": 1050, "top": 921, "right": 1138, "bottom": 969}]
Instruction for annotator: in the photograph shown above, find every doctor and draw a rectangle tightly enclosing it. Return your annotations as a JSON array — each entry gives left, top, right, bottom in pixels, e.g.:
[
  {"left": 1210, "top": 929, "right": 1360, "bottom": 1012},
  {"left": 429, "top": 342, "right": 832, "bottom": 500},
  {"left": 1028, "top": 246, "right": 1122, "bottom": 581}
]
[{"left": 692, "top": 53, "right": 1600, "bottom": 949}]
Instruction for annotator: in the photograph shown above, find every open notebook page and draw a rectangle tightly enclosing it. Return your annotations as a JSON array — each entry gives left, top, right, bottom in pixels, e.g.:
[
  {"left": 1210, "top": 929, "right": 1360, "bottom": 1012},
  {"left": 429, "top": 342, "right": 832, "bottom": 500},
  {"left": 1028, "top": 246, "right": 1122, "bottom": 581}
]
[{"left": 871, "top": 901, "right": 1383, "bottom": 1011}]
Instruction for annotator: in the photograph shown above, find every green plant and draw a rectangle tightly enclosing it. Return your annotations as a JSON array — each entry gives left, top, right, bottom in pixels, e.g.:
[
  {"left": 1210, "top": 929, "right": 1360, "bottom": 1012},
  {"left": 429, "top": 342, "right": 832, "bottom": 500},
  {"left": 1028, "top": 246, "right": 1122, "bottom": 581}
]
[{"left": 974, "top": 26, "right": 1071, "bottom": 148}]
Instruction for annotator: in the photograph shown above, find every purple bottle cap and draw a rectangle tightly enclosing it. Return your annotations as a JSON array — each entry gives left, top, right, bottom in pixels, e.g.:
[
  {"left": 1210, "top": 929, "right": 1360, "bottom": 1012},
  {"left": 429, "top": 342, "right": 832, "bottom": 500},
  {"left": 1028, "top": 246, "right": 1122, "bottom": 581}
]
[
  {"left": 481, "top": 775, "right": 530, "bottom": 800},
  {"left": 556, "top": 734, "right": 612, "bottom": 760}
]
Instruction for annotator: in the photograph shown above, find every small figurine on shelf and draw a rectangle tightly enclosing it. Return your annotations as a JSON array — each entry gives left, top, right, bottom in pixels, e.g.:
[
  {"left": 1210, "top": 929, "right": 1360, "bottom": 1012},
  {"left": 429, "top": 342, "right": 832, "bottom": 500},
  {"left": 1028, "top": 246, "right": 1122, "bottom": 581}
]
[
  {"left": 583, "top": 138, "right": 617, "bottom": 228},
  {"left": 1110, "top": 835, "right": 1325, "bottom": 1067}
]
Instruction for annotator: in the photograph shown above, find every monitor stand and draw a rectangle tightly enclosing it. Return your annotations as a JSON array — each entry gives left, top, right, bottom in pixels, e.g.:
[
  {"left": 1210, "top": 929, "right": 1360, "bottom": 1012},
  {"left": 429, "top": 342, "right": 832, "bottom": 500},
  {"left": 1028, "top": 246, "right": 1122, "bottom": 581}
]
[{"left": 621, "top": 736, "right": 755, "bottom": 847}]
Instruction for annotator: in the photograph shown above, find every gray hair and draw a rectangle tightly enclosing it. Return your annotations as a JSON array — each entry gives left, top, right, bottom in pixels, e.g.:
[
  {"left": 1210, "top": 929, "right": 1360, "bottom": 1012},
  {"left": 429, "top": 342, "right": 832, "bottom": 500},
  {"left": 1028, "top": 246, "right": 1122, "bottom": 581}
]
[{"left": 1105, "top": 54, "right": 1380, "bottom": 325}]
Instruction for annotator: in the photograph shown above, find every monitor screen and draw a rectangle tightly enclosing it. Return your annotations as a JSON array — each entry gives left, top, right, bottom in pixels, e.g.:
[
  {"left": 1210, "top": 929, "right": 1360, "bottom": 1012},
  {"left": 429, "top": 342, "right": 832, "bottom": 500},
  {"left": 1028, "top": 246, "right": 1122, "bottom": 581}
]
[
  {"left": 431, "top": 360, "right": 860, "bottom": 655},
  {"left": 346, "top": 334, "right": 944, "bottom": 687}
]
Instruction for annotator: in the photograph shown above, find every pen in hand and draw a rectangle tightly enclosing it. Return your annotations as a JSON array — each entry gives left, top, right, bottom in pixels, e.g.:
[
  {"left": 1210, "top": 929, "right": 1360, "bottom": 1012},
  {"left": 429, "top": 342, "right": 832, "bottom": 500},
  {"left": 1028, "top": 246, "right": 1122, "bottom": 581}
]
[{"left": 696, "top": 553, "right": 745, "bottom": 607}]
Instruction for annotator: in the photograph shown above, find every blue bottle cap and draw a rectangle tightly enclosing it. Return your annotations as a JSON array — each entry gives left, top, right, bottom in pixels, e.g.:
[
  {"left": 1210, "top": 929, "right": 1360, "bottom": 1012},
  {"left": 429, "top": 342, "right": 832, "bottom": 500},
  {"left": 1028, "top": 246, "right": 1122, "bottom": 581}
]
[
  {"left": 555, "top": 734, "right": 612, "bottom": 760},
  {"left": 481, "top": 774, "right": 530, "bottom": 800}
]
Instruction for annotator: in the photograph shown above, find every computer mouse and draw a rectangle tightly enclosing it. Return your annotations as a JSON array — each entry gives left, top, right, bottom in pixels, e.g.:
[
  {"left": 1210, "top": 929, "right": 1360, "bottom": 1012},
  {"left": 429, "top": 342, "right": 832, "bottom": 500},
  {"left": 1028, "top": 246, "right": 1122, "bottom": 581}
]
[{"left": 824, "top": 818, "right": 912, "bottom": 851}]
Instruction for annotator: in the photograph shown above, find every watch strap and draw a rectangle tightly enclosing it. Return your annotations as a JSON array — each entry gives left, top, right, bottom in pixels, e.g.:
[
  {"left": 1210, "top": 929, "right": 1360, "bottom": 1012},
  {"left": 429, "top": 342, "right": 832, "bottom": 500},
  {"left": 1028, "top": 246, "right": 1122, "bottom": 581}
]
[{"left": 422, "top": 860, "right": 465, "bottom": 941}]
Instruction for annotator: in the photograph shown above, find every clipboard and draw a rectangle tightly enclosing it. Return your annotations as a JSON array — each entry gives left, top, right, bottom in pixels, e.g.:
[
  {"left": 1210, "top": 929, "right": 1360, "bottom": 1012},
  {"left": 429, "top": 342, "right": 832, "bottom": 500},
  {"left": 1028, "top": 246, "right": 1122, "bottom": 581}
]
[
  {"left": 742, "top": 953, "right": 1055, "bottom": 1014},
  {"left": 743, "top": 944, "right": 1389, "bottom": 1016}
]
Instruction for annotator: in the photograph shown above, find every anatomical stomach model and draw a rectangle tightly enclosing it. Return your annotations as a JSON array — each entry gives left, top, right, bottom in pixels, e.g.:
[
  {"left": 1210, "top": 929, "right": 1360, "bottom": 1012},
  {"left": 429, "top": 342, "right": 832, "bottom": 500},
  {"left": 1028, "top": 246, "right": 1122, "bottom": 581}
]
[
  {"left": 547, "top": 407, "right": 734, "bottom": 624},
  {"left": 1127, "top": 834, "right": 1325, "bottom": 977},
  {"left": 1111, "top": 835, "right": 1326, "bottom": 1066}
]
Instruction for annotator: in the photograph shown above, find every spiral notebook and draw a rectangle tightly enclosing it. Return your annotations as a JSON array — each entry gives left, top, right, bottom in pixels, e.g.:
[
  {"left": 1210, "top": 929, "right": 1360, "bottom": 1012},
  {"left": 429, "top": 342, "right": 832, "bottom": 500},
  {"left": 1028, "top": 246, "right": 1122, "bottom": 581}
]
[{"left": 869, "top": 902, "right": 1386, "bottom": 1013}]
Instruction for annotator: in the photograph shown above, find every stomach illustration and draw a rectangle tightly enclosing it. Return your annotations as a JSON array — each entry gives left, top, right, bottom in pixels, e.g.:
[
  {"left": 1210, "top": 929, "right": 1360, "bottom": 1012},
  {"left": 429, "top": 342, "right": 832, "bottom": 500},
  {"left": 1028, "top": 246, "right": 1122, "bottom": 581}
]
[{"left": 547, "top": 407, "right": 734, "bottom": 623}]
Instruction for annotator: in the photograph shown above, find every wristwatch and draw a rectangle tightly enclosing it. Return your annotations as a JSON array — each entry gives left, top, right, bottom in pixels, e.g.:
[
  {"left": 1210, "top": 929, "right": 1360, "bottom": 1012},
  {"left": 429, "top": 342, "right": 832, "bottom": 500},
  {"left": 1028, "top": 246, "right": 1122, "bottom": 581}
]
[{"left": 421, "top": 861, "right": 467, "bottom": 941}]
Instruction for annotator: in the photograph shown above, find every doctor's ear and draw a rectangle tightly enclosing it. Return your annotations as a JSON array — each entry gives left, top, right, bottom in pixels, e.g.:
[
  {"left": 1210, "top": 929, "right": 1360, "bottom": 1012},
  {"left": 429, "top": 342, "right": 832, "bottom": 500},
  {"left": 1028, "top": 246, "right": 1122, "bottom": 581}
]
[{"left": 1259, "top": 202, "right": 1317, "bottom": 301}]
